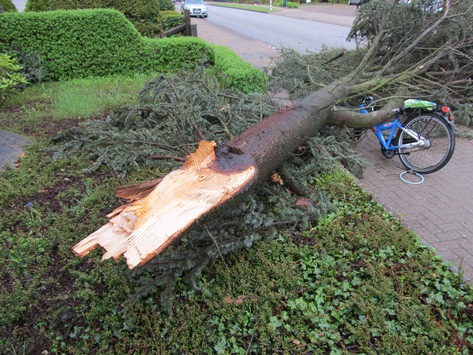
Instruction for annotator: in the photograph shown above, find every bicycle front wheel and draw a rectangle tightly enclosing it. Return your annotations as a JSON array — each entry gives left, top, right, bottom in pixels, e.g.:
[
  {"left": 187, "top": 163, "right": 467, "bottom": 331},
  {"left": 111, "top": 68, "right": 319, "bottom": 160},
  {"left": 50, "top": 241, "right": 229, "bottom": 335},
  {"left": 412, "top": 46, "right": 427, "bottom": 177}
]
[{"left": 396, "top": 114, "right": 455, "bottom": 174}]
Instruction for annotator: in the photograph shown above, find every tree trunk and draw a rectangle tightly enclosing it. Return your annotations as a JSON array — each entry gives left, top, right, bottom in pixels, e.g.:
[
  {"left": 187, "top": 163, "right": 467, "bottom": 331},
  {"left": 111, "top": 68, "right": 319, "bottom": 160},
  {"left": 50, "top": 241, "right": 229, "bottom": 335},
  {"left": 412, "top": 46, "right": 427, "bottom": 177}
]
[{"left": 72, "top": 77, "right": 397, "bottom": 268}]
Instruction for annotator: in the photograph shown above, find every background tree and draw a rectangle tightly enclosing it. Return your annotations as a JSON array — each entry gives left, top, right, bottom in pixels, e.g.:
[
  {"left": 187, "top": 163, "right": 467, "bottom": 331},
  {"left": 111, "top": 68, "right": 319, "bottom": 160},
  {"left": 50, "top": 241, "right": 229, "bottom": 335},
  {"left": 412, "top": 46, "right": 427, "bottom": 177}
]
[{"left": 0, "top": 0, "right": 17, "bottom": 12}]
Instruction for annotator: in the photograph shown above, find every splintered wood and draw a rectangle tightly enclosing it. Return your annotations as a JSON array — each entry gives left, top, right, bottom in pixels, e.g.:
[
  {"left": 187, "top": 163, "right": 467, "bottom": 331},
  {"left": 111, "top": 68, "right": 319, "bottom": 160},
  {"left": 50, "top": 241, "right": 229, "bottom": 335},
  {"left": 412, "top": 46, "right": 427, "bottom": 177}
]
[{"left": 72, "top": 141, "right": 256, "bottom": 269}]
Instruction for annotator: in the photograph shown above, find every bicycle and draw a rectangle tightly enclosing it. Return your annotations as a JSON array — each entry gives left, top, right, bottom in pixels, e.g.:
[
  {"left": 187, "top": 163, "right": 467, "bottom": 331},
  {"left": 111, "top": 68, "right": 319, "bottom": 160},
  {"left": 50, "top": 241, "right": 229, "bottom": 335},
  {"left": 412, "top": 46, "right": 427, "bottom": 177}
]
[{"left": 359, "top": 97, "right": 456, "bottom": 174}]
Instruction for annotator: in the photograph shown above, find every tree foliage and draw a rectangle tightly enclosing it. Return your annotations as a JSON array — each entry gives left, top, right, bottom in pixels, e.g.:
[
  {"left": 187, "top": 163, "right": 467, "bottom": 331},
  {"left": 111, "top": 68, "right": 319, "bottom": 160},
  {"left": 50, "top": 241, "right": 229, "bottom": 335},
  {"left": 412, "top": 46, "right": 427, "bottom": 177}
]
[
  {"left": 0, "top": 54, "right": 27, "bottom": 106},
  {"left": 0, "top": 0, "right": 16, "bottom": 12},
  {"left": 348, "top": 0, "right": 472, "bottom": 110},
  {"left": 271, "top": 0, "right": 472, "bottom": 125},
  {"left": 53, "top": 69, "right": 278, "bottom": 175}
]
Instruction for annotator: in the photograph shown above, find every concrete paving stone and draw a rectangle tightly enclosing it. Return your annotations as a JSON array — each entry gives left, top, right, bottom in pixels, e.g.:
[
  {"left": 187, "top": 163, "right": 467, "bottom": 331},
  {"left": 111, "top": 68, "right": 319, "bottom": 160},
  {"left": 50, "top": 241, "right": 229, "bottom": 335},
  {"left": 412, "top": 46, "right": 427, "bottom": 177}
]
[
  {"left": 420, "top": 220, "right": 446, "bottom": 235},
  {"left": 405, "top": 220, "right": 426, "bottom": 233},
  {"left": 429, "top": 240, "right": 464, "bottom": 254},
  {"left": 423, "top": 210, "right": 449, "bottom": 225},
  {"left": 400, "top": 212, "right": 426, "bottom": 223},
  {"left": 426, "top": 193, "right": 452, "bottom": 206},
  {"left": 433, "top": 230, "right": 468, "bottom": 243},
  {"left": 457, "top": 239, "right": 473, "bottom": 257}
]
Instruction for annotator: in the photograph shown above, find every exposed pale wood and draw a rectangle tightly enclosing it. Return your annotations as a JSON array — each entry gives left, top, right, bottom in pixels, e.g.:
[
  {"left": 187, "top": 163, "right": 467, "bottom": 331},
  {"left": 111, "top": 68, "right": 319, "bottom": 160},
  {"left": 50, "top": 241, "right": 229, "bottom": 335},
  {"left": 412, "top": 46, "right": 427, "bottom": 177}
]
[{"left": 72, "top": 141, "right": 257, "bottom": 269}]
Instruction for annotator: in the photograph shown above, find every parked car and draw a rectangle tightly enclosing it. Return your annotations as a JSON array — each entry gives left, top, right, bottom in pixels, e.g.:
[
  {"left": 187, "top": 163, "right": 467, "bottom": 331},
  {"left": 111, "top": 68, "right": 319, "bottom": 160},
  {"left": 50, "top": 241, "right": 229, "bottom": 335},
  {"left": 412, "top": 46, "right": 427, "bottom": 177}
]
[{"left": 181, "top": 0, "right": 208, "bottom": 18}]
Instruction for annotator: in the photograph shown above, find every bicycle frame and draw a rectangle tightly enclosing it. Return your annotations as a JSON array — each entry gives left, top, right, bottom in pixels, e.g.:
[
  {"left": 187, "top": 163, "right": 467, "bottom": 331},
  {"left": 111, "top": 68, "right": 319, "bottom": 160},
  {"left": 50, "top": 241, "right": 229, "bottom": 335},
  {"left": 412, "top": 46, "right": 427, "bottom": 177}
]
[
  {"left": 359, "top": 97, "right": 456, "bottom": 174},
  {"left": 372, "top": 118, "right": 428, "bottom": 151}
]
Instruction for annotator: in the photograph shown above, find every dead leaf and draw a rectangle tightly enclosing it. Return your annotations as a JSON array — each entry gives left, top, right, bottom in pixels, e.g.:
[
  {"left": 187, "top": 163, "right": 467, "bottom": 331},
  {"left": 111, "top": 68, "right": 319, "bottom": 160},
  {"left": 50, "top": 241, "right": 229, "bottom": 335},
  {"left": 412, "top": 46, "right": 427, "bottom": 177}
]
[
  {"left": 223, "top": 295, "right": 257, "bottom": 305},
  {"left": 296, "top": 198, "right": 313, "bottom": 208},
  {"left": 271, "top": 172, "right": 284, "bottom": 185}
]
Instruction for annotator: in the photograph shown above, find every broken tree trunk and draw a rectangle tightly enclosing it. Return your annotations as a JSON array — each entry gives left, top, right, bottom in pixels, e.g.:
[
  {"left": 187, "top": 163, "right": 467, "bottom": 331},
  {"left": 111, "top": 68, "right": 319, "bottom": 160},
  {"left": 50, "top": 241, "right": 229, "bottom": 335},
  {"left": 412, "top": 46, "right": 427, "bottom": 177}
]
[
  {"left": 72, "top": 0, "right": 467, "bottom": 268},
  {"left": 72, "top": 77, "right": 398, "bottom": 268}
]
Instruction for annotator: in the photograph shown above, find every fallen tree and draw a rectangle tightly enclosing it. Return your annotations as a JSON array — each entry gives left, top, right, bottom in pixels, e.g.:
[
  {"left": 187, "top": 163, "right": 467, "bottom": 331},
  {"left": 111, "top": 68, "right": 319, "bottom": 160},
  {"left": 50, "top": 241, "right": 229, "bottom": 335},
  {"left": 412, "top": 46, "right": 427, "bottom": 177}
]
[{"left": 72, "top": 0, "right": 472, "bottom": 270}]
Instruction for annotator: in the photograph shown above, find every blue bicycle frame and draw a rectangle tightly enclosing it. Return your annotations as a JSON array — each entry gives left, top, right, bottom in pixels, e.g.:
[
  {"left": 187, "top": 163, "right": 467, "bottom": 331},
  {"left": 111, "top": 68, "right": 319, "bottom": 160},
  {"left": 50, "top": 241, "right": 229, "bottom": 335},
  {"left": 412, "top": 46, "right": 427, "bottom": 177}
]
[
  {"left": 359, "top": 97, "right": 456, "bottom": 174},
  {"left": 372, "top": 119, "right": 400, "bottom": 151},
  {"left": 372, "top": 117, "right": 430, "bottom": 152}
]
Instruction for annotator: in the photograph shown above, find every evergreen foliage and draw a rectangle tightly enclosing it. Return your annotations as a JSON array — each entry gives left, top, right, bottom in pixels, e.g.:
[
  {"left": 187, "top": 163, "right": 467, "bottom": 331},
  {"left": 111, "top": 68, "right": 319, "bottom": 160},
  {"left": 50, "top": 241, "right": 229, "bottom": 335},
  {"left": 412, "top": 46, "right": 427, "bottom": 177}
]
[
  {"left": 347, "top": 0, "right": 473, "bottom": 125},
  {"left": 5, "top": 49, "right": 46, "bottom": 84},
  {"left": 159, "top": 10, "right": 185, "bottom": 30},
  {"left": 0, "top": 0, "right": 16, "bottom": 12},
  {"left": 270, "top": 47, "right": 365, "bottom": 101},
  {"left": 52, "top": 68, "right": 278, "bottom": 175}
]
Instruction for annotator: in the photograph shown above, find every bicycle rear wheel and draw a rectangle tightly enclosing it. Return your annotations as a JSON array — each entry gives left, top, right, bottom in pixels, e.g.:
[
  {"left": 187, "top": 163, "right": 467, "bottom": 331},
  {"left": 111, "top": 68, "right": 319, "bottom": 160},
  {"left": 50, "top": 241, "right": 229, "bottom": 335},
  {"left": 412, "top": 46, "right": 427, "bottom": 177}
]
[{"left": 396, "top": 113, "right": 455, "bottom": 174}]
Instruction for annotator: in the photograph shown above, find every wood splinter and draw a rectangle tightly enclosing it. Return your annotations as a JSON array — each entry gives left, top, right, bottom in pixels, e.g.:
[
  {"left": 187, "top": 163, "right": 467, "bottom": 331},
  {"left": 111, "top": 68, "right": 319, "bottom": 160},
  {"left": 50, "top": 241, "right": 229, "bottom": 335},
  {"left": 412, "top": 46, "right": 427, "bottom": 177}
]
[{"left": 72, "top": 140, "right": 257, "bottom": 269}]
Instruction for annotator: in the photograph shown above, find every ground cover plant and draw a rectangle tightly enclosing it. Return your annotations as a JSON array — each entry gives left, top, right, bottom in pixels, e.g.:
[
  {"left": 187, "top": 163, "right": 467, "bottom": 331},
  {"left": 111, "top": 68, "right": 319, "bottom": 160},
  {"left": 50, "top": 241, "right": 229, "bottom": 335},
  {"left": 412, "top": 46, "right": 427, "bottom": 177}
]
[{"left": 0, "top": 66, "right": 472, "bottom": 353}]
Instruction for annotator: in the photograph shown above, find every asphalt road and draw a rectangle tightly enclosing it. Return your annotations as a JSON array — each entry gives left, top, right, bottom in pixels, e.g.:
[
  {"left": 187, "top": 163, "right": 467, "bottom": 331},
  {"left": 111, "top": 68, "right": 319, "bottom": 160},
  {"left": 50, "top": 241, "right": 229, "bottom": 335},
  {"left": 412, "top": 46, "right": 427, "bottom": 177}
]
[{"left": 205, "top": 5, "right": 356, "bottom": 52}]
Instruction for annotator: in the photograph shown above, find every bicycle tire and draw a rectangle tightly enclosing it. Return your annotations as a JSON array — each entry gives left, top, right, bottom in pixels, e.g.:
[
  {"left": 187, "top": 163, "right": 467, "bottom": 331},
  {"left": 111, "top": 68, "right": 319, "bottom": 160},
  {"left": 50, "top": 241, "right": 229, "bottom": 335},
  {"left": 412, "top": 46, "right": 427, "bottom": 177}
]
[{"left": 396, "top": 113, "right": 455, "bottom": 174}]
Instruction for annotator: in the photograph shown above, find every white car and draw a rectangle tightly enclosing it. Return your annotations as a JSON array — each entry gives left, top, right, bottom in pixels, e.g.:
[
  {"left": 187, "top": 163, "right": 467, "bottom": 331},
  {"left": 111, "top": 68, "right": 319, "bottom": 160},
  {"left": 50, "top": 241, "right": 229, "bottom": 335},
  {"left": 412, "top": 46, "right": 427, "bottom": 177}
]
[{"left": 181, "top": 0, "right": 208, "bottom": 18}]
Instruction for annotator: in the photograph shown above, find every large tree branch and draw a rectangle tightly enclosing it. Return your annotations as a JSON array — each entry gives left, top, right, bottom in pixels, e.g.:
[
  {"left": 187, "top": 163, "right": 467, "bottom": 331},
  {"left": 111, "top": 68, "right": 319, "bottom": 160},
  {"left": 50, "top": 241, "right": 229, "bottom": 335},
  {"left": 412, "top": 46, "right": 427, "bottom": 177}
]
[{"left": 378, "top": 0, "right": 451, "bottom": 77}]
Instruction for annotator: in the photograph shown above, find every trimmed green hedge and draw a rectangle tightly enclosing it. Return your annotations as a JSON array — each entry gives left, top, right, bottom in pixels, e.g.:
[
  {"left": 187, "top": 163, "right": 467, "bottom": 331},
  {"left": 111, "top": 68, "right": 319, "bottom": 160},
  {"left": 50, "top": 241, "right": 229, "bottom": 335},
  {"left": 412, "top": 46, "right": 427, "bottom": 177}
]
[
  {"left": 0, "top": 9, "right": 267, "bottom": 93},
  {"left": 24, "top": 0, "right": 175, "bottom": 37},
  {"left": 0, "top": 9, "right": 213, "bottom": 80},
  {"left": 160, "top": 10, "right": 185, "bottom": 31}
]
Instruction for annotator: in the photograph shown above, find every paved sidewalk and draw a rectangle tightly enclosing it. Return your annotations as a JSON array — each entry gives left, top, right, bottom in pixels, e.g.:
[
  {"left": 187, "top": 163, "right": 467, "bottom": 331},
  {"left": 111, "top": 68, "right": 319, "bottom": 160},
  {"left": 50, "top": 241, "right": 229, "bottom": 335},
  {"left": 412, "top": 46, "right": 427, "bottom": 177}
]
[
  {"left": 356, "top": 129, "right": 473, "bottom": 282},
  {"left": 196, "top": 4, "right": 473, "bottom": 283}
]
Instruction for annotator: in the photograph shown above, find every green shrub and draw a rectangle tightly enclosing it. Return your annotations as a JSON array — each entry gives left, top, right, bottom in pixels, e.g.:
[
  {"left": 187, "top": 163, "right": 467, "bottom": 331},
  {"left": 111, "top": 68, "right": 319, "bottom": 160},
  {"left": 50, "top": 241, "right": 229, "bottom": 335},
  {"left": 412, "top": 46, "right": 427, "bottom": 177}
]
[
  {"left": 160, "top": 10, "right": 185, "bottom": 31},
  {"left": 0, "top": 9, "right": 214, "bottom": 80},
  {"left": 0, "top": 9, "right": 267, "bottom": 92},
  {"left": 209, "top": 45, "right": 268, "bottom": 93},
  {"left": 6, "top": 48, "right": 46, "bottom": 84},
  {"left": 158, "top": 0, "right": 176, "bottom": 11},
  {"left": 274, "top": 0, "right": 299, "bottom": 8},
  {"left": 0, "top": 54, "right": 27, "bottom": 106},
  {"left": 25, "top": 0, "right": 166, "bottom": 37}
]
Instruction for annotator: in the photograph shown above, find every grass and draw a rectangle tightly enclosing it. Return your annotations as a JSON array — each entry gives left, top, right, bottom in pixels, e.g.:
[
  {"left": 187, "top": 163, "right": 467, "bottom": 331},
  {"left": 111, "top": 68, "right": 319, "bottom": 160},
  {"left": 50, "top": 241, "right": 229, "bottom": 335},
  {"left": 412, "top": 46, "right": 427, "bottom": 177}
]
[
  {"left": 0, "top": 76, "right": 472, "bottom": 353},
  {"left": 52, "top": 75, "right": 150, "bottom": 118},
  {"left": 2, "top": 74, "right": 150, "bottom": 134},
  {"left": 210, "top": 2, "right": 281, "bottom": 12}
]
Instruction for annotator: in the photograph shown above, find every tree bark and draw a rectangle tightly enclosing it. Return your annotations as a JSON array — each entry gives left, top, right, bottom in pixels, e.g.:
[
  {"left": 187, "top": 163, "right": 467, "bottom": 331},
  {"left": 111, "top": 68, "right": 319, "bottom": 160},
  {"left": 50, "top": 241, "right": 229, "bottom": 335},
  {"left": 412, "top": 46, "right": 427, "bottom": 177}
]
[{"left": 72, "top": 78, "right": 397, "bottom": 268}]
